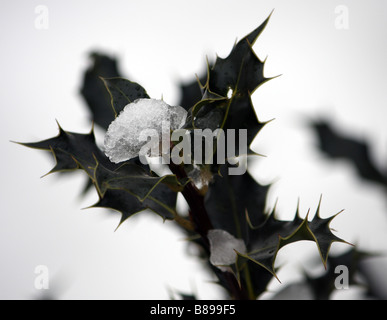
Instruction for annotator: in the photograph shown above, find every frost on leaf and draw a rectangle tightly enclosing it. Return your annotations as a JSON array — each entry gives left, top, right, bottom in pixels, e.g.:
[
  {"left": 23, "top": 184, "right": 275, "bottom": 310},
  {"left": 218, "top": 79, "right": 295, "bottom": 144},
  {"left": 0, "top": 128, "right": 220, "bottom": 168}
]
[
  {"left": 104, "top": 98, "right": 187, "bottom": 163},
  {"left": 208, "top": 229, "right": 247, "bottom": 272}
]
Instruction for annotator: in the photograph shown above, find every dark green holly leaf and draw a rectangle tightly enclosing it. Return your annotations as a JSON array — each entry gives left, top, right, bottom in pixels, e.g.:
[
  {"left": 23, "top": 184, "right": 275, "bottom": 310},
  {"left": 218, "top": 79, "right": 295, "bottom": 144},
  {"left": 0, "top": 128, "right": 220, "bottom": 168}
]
[
  {"left": 204, "top": 164, "right": 270, "bottom": 240},
  {"left": 92, "top": 159, "right": 185, "bottom": 202},
  {"left": 183, "top": 14, "right": 274, "bottom": 164},
  {"left": 208, "top": 12, "right": 273, "bottom": 96},
  {"left": 19, "top": 124, "right": 180, "bottom": 222},
  {"left": 312, "top": 120, "right": 387, "bottom": 187},
  {"left": 181, "top": 94, "right": 267, "bottom": 174},
  {"left": 305, "top": 247, "right": 367, "bottom": 300},
  {"left": 80, "top": 52, "right": 122, "bottom": 129},
  {"left": 168, "top": 289, "right": 197, "bottom": 300},
  {"left": 91, "top": 185, "right": 177, "bottom": 228},
  {"left": 246, "top": 259, "right": 276, "bottom": 298},
  {"left": 18, "top": 122, "right": 116, "bottom": 176},
  {"left": 231, "top": 253, "right": 277, "bottom": 299},
  {"left": 100, "top": 77, "right": 150, "bottom": 117},
  {"left": 223, "top": 93, "right": 268, "bottom": 149},
  {"left": 307, "top": 200, "right": 349, "bottom": 267},
  {"left": 179, "top": 73, "right": 208, "bottom": 111},
  {"left": 271, "top": 242, "right": 381, "bottom": 300},
  {"left": 187, "top": 88, "right": 227, "bottom": 130},
  {"left": 237, "top": 200, "right": 349, "bottom": 279}
]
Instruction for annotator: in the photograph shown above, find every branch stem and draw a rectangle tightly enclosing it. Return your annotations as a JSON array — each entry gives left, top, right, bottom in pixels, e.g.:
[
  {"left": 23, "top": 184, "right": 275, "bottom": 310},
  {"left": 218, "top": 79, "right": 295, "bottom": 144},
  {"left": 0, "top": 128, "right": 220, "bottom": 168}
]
[{"left": 168, "top": 162, "right": 251, "bottom": 300}]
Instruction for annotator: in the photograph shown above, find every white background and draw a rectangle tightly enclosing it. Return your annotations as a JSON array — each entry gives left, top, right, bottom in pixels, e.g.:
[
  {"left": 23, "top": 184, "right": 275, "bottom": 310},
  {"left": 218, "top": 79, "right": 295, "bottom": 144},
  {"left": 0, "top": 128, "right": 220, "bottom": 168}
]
[{"left": 1, "top": 0, "right": 387, "bottom": 299}]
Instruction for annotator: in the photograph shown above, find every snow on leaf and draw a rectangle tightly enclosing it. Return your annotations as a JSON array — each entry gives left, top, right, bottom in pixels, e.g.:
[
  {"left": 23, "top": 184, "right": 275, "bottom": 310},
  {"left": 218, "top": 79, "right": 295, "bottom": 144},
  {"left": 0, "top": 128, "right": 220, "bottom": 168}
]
[
  {"left": 208, "top": 229, "right": 247, "bottom": 272},
  {"left": 104, "top": 98, "right": 187, "bottom": 163}
]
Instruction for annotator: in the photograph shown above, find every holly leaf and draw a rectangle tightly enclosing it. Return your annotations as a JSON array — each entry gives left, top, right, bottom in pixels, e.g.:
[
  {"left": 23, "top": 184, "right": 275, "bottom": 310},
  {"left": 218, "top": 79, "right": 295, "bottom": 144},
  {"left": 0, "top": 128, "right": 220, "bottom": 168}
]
[
  {"left": 17, "top": 122, "right": 116, "bottom": 176},
  {"left": 91, "top": 159, "right": 185, "bottom": 202},
  {"left": 187, "top": 88, "right": 227, "bottom": 130},
  {"left": 208, "top": 11, "right": 274, "bottom": 96},
  {"left": 305, "top": 247, "right": 368, "bottom": 300},
  {"left": 18, "top": 124, "right": 181, "bottom": 222},
  {"left": 91, "top": 186, "right": 177, "bottom": 228},
  {"left": 223, "top": 93, "right": 268, "bottom": 150},
  {"left": 184, "top": 14, "right": 275, "bottom": 165},
  {"left": 204, "top": 164, "right": 269, "bottom": 240},
  {"left": 80, "top": 52, "right": 122, "bottom": 129},
  {"left": 236, "top": 199, "right": 350, "bottom": 279},
  {"left": 312, "top": 120, "right": 387, "bottom": 187},
  {"left": 100, "top": 77, "right": 150, "bottom": 117},
  {"left": 179, "top": 73, "right": 208, "bottom": 111},
  {"left": 270, "top": 247, "right": 371, "bottom": 300}
]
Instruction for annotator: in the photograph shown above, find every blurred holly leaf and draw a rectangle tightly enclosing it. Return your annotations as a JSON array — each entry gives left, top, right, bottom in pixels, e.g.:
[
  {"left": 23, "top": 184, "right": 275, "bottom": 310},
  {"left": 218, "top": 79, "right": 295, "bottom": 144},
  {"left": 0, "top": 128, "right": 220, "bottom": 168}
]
[
  {"left": 80, "top": 52, "right": 122, "bottom": 129},
  {"left": 312, "top": 120, "right": 387, "bottom": 187}
]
